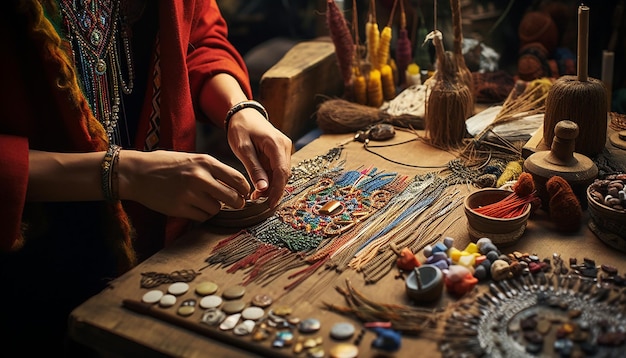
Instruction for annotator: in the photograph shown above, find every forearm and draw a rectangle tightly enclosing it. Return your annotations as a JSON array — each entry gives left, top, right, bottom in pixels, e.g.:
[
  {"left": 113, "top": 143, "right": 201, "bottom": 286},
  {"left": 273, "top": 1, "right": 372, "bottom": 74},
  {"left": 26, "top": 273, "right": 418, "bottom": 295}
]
[
  {"left": 199, "top": 73, "right": 250, "bottom": 128},
  {"left": 27, "top": 150, "right": 105, "bottom": 201}
]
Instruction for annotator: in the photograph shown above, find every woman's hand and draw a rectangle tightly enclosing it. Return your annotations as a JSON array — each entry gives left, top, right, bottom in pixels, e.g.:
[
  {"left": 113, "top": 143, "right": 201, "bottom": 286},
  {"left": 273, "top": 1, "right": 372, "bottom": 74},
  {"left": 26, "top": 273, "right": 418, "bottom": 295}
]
[
  {"left": 119, "top": 150, "right": 250, "bottom": 222},
  {"left": 227, "top": 108, "right": 292, "bottom": 209}
]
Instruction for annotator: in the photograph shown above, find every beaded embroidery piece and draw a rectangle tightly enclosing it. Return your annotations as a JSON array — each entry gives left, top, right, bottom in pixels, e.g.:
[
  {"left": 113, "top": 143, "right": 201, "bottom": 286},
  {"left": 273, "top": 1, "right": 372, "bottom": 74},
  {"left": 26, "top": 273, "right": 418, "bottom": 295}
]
[
  {"left": 205, "top": 148, "right": 460, "bottom": 291},
  {"left": 60, "top": 0, "right": 135, "bottom": 144}
]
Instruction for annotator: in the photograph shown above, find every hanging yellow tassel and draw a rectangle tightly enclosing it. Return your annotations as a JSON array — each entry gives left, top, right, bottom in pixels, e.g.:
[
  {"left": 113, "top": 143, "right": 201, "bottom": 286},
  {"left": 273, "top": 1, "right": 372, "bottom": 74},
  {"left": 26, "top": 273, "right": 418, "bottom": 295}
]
[
  {"left": 366, "top": 0, "right": 380, "bottom": 69},
  {"left": 353, "top": 69, "right": 368, "bottom": 105},
  {"left": 377, "top": 25, "right": 392, "bottom": 69},
  {"left": 381, "top": 64, "right": 395, "bottom": 101},
  {"left": 367, "top": 69, "right": 383, "bottom": 107}
]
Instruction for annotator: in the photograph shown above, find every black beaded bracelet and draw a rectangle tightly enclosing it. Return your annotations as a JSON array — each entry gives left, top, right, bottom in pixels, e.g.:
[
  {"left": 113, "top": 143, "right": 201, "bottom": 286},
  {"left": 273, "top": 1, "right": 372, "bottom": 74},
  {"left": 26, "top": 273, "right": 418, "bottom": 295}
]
[{"left": 224, "top": 100, "right": 269, "bottom": 132}]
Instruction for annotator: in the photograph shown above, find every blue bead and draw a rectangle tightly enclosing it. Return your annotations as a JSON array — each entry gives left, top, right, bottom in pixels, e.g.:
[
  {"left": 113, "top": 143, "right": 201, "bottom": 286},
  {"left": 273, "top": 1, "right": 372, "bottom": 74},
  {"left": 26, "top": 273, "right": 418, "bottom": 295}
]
[{"left": 432, "top": 242, "right": 448, "bottom": 254}]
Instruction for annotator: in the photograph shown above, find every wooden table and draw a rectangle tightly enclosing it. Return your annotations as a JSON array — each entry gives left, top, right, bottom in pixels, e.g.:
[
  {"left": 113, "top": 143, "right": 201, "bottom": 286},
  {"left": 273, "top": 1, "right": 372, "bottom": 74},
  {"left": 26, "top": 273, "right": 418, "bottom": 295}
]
[{"left": 68, "top": 130, "right": 626, "bottom": 357}]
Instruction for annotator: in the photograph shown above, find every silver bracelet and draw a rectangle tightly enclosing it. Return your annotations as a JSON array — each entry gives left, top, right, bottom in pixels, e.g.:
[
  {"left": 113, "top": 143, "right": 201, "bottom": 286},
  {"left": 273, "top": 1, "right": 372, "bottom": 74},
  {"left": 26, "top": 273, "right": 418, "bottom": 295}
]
[{"left": 224, "top": 100, "right": 269, "bottom": 132}]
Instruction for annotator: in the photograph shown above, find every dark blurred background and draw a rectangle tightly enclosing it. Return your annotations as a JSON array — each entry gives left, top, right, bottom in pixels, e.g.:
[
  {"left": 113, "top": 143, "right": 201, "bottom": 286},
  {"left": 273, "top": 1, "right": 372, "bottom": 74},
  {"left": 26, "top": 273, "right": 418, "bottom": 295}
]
[{"left": 218, "top": 0, "right": 624, "bottom": 101}]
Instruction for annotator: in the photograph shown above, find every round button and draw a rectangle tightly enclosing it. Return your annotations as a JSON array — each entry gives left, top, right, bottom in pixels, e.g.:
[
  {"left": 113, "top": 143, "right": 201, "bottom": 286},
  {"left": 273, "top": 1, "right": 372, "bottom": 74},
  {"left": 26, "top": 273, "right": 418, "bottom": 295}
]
[
  {"left": 222, "top": 285, "right": 246, "bottom": 299},
  {"left": 222, "top": 299, "right": 246, "bottom": 314},
  {"left": 199, "top": 295, "right": 223, "bottom": 309},
  {"left": 142, "top": 290, "right": 163, "bottom": 304},
  {"left": 168, "top": 282, "right": 190, "bottom": 296},
  {"left": 195, "top": 281, "right": 218, "bottom": 296},
  {"left": 298, "top": 318, "right": 321, "bottom": 333},
  {"left": 241, "top": 306, "right": 265, "bottom": 321},
  {"left": 159, "top": 294, "right": 177, "bottom": 308},
  {"left": 330, "top": 322, "right": 355, "bottom": 340}
]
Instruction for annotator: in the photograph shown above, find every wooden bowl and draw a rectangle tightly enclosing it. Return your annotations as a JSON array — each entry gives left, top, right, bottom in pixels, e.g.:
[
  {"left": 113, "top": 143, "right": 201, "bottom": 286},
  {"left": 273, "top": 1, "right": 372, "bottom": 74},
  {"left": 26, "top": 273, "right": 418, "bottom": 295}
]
[
  {"left": 464, "top": 188, "right": 531, "bottom": 246},
  {"left": 587, "top": 186, "right": 626, "bottom": 253}
]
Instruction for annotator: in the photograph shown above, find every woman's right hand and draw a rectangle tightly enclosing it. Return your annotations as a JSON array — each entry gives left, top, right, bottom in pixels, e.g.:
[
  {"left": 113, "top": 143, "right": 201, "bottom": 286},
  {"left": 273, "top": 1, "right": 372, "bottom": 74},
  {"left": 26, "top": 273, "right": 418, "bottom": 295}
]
[{"left": 119, "top": 150, "right": 251, "bottom": 222}]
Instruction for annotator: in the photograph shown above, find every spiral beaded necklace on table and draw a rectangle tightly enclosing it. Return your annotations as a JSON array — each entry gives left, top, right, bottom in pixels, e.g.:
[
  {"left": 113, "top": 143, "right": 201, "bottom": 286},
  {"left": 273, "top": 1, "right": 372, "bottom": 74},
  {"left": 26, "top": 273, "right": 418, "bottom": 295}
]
[{"left": 59, "top": 0, "right": 135, "bottom": 145}]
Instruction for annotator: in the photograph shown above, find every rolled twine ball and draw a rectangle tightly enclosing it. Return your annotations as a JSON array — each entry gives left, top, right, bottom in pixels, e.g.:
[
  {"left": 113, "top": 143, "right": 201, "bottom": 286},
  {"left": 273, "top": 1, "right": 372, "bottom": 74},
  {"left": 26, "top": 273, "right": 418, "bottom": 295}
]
[
  {"left": 543, "top": 75, "right": 608, "bottom": 157},
  {"left": 518, "top": 11, "right": 559, "bottom": 54},
  {"left": 517, "top": 42, "right": 552, "bottom": 81}
]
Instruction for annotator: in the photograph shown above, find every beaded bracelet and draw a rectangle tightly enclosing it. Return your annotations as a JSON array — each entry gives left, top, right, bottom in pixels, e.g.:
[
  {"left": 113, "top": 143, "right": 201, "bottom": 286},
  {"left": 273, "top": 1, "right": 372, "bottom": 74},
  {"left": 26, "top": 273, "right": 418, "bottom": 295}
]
[
  {"left": 224, "top": 100, "right": 269, "bottom": 133},
  {"left": 101, "top": 144, "right": 122, "bottom": 202}
]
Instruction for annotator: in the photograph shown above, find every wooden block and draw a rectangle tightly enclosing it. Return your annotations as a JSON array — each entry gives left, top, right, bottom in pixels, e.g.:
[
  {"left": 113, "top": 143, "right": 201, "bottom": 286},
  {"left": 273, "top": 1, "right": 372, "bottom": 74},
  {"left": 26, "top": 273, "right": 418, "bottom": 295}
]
[
  {"left": 522, "top": 126, "right": 549, "bottom": 159},
  {"left": 259, "top": 37, "right": 343, "bottom": 140}
]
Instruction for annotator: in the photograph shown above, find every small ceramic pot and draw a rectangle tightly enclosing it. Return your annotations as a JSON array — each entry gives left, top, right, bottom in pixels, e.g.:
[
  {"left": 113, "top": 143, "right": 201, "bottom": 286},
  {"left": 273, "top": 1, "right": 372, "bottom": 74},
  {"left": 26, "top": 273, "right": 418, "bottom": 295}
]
[
  {"left": 405, "top": 264, "right": 444, "bottom": 303},
  {"left": 464, "top": 188, "right": 531, "bottom": 246}
]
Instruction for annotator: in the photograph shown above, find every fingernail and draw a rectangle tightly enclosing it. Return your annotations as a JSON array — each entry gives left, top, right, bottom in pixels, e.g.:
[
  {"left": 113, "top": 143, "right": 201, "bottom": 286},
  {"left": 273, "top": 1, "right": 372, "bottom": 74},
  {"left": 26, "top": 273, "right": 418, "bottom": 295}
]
[{"left": 256, "top": 179, "right": 268, "bottom": 191}]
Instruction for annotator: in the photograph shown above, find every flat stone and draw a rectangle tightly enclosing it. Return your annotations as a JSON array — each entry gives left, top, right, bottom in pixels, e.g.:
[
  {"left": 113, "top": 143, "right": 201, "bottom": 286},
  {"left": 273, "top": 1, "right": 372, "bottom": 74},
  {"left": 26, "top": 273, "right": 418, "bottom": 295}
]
[
  {"left": 159, "top": 294, "right": 177, "bottom": 308},
  {"left": 330, "top": 322, "right": 355, "bottom": 340},
  {"left": 168, "top": 282, "right": 190, "bottom": 296},
  {"left": 177, "top": 305, "right": 195, "bottom": 316},
  {"left": 241, "top": 306, "right": 265, "bottom": 321},
  {"left": 222, "top": 285, "right": 246, "bottom": 300},
  {"left": 142, "top": 290, "right": 164, "bottom": 304},
  {"left": 199, "top": 295, "right": 223, "bottom": 309},
  {"left": 195, "top": 281, "right": 218, "bottom": 296},
  {"left": 222, "top": 299, "right": 246, "bottom": 314}
]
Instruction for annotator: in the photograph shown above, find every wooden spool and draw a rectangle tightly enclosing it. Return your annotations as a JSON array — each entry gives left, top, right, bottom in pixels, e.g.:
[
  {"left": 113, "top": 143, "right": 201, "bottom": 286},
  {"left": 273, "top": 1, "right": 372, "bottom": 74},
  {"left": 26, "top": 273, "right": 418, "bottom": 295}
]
[
  {"left": 525, "top": 120, "right": 598, "bottom": 208},
  {"left": 543, "top": 5, "right": 607, "bottom": 157}
]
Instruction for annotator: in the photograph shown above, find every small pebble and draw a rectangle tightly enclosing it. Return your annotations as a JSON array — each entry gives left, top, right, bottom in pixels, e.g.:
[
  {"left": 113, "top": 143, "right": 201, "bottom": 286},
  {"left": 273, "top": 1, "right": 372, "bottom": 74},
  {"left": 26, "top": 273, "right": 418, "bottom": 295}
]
[{"left": 330, "top": 322, "right": 355, "bottom": 340}]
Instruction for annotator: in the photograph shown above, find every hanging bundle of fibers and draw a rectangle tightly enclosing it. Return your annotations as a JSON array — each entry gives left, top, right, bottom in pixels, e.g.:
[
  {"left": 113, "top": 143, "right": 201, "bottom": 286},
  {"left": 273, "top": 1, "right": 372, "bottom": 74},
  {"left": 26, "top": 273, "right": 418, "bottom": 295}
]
[
  {"left": 424, "top": 30, "right": 473, "bottom": 149},
  {"left": 350, "top": 0, "right": 367, "bottom": 105},
  {"left": 316, "top": 98, "right": 424, "bottom": 133},
  {"left": 395, "top": 0, "right": 412, "bottom": 87},
  {"left": 450, "top": 0, "right": 474, "bottom": 105},
  {"left": 326, "top": 0, "right": 355, "bottom": 97}
]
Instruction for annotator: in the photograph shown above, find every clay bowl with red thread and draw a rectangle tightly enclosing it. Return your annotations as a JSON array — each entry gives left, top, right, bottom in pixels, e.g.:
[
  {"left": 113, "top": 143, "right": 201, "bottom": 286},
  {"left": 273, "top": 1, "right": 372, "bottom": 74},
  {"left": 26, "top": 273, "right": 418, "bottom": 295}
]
[{"left": 464, "top": 188, "right": 531, "bottom": 247}]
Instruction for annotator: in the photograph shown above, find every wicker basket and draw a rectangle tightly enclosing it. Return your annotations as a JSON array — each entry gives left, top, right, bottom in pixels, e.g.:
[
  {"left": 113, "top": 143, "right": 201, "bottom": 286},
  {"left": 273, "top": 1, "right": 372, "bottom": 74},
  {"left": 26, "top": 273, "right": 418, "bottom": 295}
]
[{"left": 587, "top": 186, "right": 626, "bottom": 252}]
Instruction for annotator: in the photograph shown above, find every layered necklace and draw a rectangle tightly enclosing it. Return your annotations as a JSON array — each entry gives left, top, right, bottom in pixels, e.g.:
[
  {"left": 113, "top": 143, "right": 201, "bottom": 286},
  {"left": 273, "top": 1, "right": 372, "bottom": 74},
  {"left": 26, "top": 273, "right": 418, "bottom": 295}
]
[{"left": 59, "top": 0, "right": 135, "bottom": 145}]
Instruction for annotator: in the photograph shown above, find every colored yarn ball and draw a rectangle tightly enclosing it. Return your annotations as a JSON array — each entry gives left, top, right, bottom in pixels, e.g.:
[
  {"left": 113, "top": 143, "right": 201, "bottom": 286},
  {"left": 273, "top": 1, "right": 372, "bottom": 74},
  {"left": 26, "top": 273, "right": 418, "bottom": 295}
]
[
  {"left": 546, "top": 176, "right": 582, "bottom": 233},
  {"left": 518, "top": 11, "right": 559, "bottom": 54},
  {"left": 512, "top": 172, "right": 536, "bottom": 197},
  {"left": 518, "top": 43, "right": 552, "bottom": 81}
]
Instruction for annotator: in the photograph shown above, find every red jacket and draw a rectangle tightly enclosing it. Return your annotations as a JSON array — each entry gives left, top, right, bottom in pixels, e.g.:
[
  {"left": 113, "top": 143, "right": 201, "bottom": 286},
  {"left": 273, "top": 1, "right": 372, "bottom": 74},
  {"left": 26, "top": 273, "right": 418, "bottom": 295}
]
[{"left": 0, "top": 0, "right": 251, "bottom": 270}]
